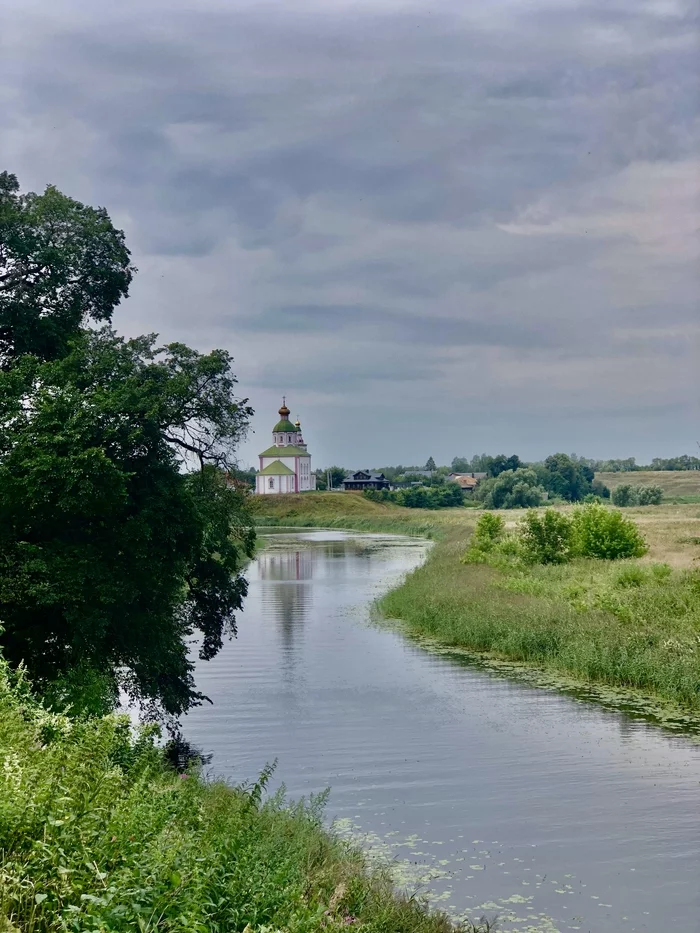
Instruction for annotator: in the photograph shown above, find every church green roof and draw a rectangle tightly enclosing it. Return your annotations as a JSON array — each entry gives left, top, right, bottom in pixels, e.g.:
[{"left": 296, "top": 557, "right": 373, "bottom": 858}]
[
  {"left": 259, "top": 460, "right": 295, "bottom": 476},
  {"left": 259, "top": 444, "right": 310, "bottom": 458},
  {"left": 273, "top": 419, "right": 298, "bottom": 433}
]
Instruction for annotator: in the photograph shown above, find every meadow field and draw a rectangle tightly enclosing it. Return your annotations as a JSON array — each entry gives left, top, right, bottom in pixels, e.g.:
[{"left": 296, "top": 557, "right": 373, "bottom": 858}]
[
  {"left": 253, "top": 493, "right": 700, "bottom": 722},
  {"left": 596, "top": 470, "right": 700, "bottom": 501}
]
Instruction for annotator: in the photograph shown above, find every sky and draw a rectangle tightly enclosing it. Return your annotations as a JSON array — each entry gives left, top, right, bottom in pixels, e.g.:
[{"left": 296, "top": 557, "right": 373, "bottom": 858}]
[{"left": 2, "top": 0, "right": 699, "bottom": 469}]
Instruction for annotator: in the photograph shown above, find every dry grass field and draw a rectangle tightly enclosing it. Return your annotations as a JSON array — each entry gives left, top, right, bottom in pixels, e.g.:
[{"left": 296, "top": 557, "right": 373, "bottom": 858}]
[{"left": 597, "top": 470, "right": 700, "bottom": 499}]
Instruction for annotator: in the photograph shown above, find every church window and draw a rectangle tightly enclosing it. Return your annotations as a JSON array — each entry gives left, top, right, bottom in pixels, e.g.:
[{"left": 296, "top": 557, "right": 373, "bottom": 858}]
[{"left": 268, "top": 478, "right": 274, "bottom": 489}]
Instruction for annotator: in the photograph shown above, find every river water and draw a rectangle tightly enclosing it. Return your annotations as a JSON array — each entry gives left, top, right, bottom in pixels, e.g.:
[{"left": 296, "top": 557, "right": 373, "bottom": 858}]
[{"left": 183, "top": 530, "right": 700, "bottom": 933}]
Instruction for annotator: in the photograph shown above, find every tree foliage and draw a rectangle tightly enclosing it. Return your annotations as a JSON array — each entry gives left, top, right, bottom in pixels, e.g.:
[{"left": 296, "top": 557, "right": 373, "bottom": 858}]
[
  {"left": 611, "top": 483, "right": 663, "bottom": 507},
  {"left": 519, "top": 509, "right": 574, "bottom": 564},
  {"left": 364, "top": 482, "right": 464, "bottom": 509},
  {"left": 451, "top": 453, "right": 521, "bottom": 476},
  {"left": 539, "top": 453, "right": 594, "bottom": 501},
  {"left": 474, "top": 468, "right": 546, "bottom": 509},
  {"left": 571, "top": 503, "right": 647, "bottom": 560},
  {"left": 0, "top": 172, "right": 134, "bottom": 365},
  {"left": 0, "top": 330, "right": 254, "bottom": 715},
  {"left": 0, "top": 174, "right": 254, "bottom": 718},
  {"left": 649, "top": 455, "right": 700, "bottom": 471},
  {"left": 461, "top": 512, "right": 506, "bottom": 563}
]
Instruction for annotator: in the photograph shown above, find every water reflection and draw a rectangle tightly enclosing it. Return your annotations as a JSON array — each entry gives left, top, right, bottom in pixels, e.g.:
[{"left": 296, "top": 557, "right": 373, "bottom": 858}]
[
  {"left": 259, "top": 548, "right": 314, "bottom": 653},
  {"left": 185, "top": 531, "right": 700, "bottom": 933}
]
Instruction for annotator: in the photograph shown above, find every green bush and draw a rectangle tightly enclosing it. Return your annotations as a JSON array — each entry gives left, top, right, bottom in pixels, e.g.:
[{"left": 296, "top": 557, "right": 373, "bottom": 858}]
[
  {"left": 611, "top": 483, "right": 635, "bottom": 506},
  {"left": 462, "top": 513, "right": 505, "bottom": 563},
  {"left": 466, "top": 505, "right": 648, "bottom": 566},
  {"left": 519, "top": 509, "right": 574, "bottom": 564},
  {"left": 571, "top": 503, "right": 648, "bottom": 560},
  {"left": 612, "top": 483, "right": 663, "bottom": 506},
  {"left": 636, "top": 484, "right": 663, "bottom": 505}
]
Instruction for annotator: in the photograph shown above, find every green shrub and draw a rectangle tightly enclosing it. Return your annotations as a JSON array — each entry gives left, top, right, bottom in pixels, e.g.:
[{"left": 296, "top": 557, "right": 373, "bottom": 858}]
[
  {"left": 611, "top": 483, "right": 635, "bottom": 506},
  {"left": 519, "top": 509, "right": 574, "bottom": 564},
  {"left": 636, "top": 484, "right": 663, "bottom": 505},
  {"left": 612, "top": 483, "right": 664, "bottom": 507},
  {"left": 571, "top": 503, "right": 648, "bottom": 560},
  {"left": 462, "top": 512, "right": 505, "bottom": 563}
]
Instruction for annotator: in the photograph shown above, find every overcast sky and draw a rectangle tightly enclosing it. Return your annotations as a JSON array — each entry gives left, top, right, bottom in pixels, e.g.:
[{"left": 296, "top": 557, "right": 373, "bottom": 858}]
[{"left": 2, "top": 0, "right": 699, "bottom": 468}]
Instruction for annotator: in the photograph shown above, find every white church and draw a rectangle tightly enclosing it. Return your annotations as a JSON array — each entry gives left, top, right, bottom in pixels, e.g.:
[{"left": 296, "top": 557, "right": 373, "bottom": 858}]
[{"left": 255, "top": 399, "right": 316, "bottom": 495}]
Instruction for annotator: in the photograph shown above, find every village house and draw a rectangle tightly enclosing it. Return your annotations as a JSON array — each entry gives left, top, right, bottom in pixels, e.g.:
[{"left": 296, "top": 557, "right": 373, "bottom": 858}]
[
  {"left": 342, "top": 470, "right": 390, "bottom": 491},
  {"left": 447, "top": 472, "right": 487, "bottom": 491}
]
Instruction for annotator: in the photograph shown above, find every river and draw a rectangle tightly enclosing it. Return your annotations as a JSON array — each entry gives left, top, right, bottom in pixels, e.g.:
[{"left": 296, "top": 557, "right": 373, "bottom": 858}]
[{"left": 183, "top": 530, "right": 700, "bottom": 933}]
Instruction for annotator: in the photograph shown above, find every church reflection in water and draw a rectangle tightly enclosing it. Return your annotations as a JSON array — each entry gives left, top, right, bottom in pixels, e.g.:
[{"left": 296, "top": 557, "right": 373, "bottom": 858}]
[{"left": 257, "top": 548, "right": 315, "bottom": 651}]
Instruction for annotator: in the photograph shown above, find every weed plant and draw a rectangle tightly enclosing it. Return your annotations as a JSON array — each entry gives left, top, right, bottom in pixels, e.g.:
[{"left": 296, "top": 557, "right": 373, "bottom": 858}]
[{"left": 0, "top": 655, "right": 488, "bottom": 933}]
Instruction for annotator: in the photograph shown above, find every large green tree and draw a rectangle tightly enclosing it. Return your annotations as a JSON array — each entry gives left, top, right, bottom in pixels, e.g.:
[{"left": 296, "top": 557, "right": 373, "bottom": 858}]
[
  {"left": 0, "top": 171, "right": 133, "bottom": 365},
  {"left": 538, "top": 453, "right": 598, "bottom": 501},
  {"left": 0, "top": 174, "right": 254, "bottom": 717},
  {"left": 0, "top": 330, "right": 254, "bottom": 716},
  {"left": 474, "top": 468, "right": 546, "bottom": 509}
]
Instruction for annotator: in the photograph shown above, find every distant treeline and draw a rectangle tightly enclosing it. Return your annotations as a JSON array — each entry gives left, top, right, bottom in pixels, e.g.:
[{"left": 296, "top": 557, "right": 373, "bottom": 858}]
[
  {"left": 359, "top": 454, "right": 609, "bottom": 510},
  {"left": 451, "top": 453, "right": 700, "bottom": 474},
  {"left": 363, "top": 484, "right": 464, "bottom": 510},
  {"left": 236, "top": 453, "right": 700, "bottom": 486}
]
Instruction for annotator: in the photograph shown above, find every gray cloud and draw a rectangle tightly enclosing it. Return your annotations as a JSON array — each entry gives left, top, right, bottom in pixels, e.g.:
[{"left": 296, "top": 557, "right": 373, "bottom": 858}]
[{"left": 2, "top": 0, "right": 698, "bottom": 466}]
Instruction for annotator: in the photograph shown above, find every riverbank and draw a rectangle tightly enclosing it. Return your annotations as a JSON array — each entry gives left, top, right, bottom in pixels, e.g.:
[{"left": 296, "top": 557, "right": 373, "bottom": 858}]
[
  {"left": 380, "top": 523, "right": 700, "bottom": 726},
  {"left": 250, "top": 490, "right": 445, "bottom": 537},
  {"left": 0, "top": 657, "right": 481, "bottom": 933},
  {"left": 253, "top": 494, "right": 700, "bottom": 725}
]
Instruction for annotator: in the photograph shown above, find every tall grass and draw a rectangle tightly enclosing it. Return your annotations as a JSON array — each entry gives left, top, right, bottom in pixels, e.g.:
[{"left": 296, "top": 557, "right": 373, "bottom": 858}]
[
  {"left": 380, "top": 528, "right": 700, "bottom": 712},
  {"left": 0, "top": 658, "right": 486, "bottom": 933}
]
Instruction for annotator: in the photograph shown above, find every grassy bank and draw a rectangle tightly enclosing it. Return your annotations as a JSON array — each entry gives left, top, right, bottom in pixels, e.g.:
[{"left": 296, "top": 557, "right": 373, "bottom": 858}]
[
  {"left": 0, "top": 659, "right": 481, "bottom": 933},
  {"left": 380, "top": 524, "right": 700, "bottom": 719},
  {"left": 253, "top": 493, "right": 700, "bottom": 721},
  {"left": 249, "top": 491, "right": 462, "bottom": 538}
]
